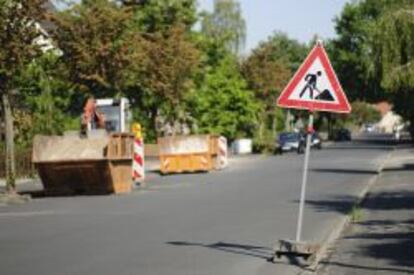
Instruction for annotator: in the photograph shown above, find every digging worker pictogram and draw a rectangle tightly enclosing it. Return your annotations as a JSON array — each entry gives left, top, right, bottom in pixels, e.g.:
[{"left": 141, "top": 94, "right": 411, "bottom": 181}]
[{"left": 299, "top": 71, "right": 322, "bottom": 99}]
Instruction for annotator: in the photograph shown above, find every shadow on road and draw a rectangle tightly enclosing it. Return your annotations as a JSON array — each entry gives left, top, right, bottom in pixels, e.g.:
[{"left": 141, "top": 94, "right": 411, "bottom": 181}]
[
  {"left": 323, "top": 144, "right": 393, "bottom": 151},
  {"left": 311, "top": 168, "right": 378, "bottom": 175},
  {"left": 19, "top": 190, "right": 110, "bottom": 198},
  {"left": 383, "top": 163, "right": 414, "bottom": 172},
  {"left": 301, "top": 195, "right": 356, "bottom": 214},
  {"left": 363, "top": 190, "right": 414, "bottom": 211},
  {"left": 167, "top": 241, "right": 309, "bottom": 268},
  {"left": 304, "top": 185, "right": 414, "bottom": 215},
  {"left": 167, "top": 241, "right": 273, "bottom": 260}
]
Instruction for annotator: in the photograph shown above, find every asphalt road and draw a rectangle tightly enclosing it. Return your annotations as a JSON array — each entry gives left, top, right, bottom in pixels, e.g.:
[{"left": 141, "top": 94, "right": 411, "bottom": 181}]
[{"left": 0, "top": 134, "right": 394, "bottom": 275}]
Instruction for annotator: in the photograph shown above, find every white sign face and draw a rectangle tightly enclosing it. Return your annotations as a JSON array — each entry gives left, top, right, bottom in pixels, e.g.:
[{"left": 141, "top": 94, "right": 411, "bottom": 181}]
[
  {"left": 277, "top": 42, "right": 351, "bottom": 113},
  {"left": 287, "top": 57, "right": 339, "bottom": 103}
]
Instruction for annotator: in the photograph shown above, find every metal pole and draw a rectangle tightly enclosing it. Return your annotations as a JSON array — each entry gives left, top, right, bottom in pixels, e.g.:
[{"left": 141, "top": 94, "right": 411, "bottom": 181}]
[{"left": 295, "top": 113, "right": 314, "bottom": 242}]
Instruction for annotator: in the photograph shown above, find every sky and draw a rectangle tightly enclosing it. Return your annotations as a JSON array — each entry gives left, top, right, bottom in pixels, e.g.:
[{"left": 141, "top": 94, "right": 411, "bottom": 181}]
[{"left": 198, "top": 0, "right": 350, "bottom": 52}]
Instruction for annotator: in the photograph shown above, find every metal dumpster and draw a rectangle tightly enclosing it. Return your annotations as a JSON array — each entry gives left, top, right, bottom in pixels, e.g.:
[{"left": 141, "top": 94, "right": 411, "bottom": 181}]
[
  {"left": 32, "top": 133, "right": 134, "bottom": 195},
  {"left": 158, "top": 135, "right": 228, "bottom": 174}
]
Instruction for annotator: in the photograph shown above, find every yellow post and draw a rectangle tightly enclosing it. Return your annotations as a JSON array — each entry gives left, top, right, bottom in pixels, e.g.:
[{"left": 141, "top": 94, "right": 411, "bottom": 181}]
[{"left": 131, "top": 123, "right": 142, "bottom": 139}]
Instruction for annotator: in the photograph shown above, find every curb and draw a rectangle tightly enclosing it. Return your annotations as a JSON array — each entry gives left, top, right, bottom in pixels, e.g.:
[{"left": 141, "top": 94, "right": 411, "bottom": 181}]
[
  {"left": 0, "top": 178, "right": 38, "bottom": 188},
  {"left": 299, "top": 147, "right": 395, "bottom": 274},
  {"left": 0, "top": 193, "right": 31, "bottom": 206}
]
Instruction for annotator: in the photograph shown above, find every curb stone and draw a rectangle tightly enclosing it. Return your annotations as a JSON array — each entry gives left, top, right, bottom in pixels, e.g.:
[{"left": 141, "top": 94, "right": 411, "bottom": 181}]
[
  {"left": 0, "top": 193, "right": 31, "bottom": 206},
  {"left": 299, "top": 147, "right": 395, "bottom": 274}
]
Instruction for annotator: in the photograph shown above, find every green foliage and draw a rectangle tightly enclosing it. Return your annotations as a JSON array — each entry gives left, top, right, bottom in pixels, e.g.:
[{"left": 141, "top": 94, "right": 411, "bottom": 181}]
[
  {"left": 0, "top": 0, "right": 48, "bottom": 187},
  {"left": 252, "top": 108, "right": 285, "bottom": 154},
  {"left": 332, "top": 1, "right": 384, "bottom": 102},
  {"left": 128, "top": 25, "right": 201, "bottom": 137},
  {"left": 372, "top": 4, "right": 414, "bottom": 136},
  {"left": 51, "top": 0, "right": 141, "bottom": 96},
  {"left": 0, "top": 0, "right": 47, "bottom": 94},
  {"left": 201, "top": 0, "right": 246, "bottom": 55},
  {"left": 375, "top": 7, "right": 414, "bottom": 91},
  {"left": 262, "top": 32, "right": 308, "bottom": 73},
  {"left": 193, "top": 57, "right": 259, "bottom": 140},
  {"left": 241, "top": 32, "right": 306, "bottom": 148},
  {"left": 241, "top": 37, "right": 292, "bottom": 100},
  {"left": 53, "top": 0, "right": 200, "bottom": 139},
  {"left": 350, "top": 205, "right": 364, "bottom": 223},
  {"left": 332, "top": 0, "right": 414, "bottom": 103},
  {"left": 16, "top": 53, "right": 74, "bottom": 147},
  {"left": 252, "top": 128, "right": 275, "bottom": 154},
  {"left": 330, "top": 0, "right": 414, "bottom": 138},
  {"left": 349, "top": 101, "right": 381, "bottom": 126},
  {"left": 129, "top": 0, "right": 197, "bottom": 32}
]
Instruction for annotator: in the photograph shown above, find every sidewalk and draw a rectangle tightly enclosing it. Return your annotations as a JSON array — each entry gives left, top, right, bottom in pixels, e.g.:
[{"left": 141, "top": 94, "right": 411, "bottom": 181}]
[{"left": 318, "top": 146, "right": 414, "bottom": 274}]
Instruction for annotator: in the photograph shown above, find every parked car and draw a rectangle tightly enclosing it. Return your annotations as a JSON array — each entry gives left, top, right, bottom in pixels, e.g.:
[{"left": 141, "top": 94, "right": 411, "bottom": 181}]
[
  {"left": 276, "top": 132, "right": 301, "bottom": 154},
  {"left": 276, "top": 132, "right": 322, "bottom": 154},
  {"left": 363, "top": 123, "right": 376, "bottom": 133}
]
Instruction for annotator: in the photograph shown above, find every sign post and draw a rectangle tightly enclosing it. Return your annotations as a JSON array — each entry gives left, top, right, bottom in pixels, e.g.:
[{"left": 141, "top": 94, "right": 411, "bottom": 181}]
[
  {"left": 271, "top": 41, "right": 351, "bottom": 263},
  {"left": 296, "top": 113, "right": 313, "bottom": 243}
]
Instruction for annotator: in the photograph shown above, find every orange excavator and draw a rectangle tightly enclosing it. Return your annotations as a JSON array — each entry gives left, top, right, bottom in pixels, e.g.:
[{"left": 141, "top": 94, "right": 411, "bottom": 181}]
[{"left": 80, "top": 98, "right": 106, "bottom": 135}]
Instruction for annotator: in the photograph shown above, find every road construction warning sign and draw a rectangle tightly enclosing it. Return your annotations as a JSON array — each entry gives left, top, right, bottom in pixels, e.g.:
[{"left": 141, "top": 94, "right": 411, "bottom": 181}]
[{"left": 277, "top": 42, "right": 351, "bottom": 113}]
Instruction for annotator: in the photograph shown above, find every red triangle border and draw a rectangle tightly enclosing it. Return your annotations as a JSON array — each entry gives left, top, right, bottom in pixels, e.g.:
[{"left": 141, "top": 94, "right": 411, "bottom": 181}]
[{"left": 277, "top": 43, "right": 351, "bottom": 113}]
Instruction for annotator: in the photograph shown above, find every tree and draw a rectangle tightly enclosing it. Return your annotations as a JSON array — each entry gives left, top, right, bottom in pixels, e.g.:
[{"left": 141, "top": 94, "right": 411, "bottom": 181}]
[
  {"left": 130, "top": 25, "right": 200, "bottom": 137},
  {"left": 52, "top": 0, "right": 200, "bottom": 141},
  {"left": 374, "top": 4, "right": 414, "bottom": 136},
  {"left": 127, "top": 0, "right": 197, "bottom": 33},
  {"left": 333, "top": 0, "right": 414, "bottom": 136},
  {"left": 349, "top": 101, "right": 381, "bottom": 127},
  {"left": 0, "top": 0, "right": 47, "bottom": 192},
  {"left": 51, "top": 0, "right": 143, "bottom": 98},
  {"left": 333, "top": 2, "right": 377, "bottom": 102},
  {"left": 201, "top": 0, "right": 246, "bottom": 55},
  {"left": 17, "top": 52, "right": 73, "bottom": 147},
  {"left": 193, "top": 56, "right": 258, "bottom": 140},
  {"left": 241, "top": 32, "right": 307, "bottom": 144},
  {"left": 332, "top": 0, "right": 413, "bottom": 102},
  {"left": 241, "top": 38, "right": 291, "bottom": 141},
  {"left": 263, "top": 32, "right": 308, "bottom": 73}
]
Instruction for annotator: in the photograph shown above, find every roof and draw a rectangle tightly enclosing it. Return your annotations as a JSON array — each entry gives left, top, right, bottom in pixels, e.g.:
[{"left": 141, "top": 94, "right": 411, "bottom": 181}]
[{"left": 40, "top": 1, "right": 57, "bottom": 33}]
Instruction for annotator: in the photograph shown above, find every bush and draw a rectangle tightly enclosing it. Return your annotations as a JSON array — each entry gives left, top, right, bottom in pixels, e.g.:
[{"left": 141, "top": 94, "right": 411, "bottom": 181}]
[{"left": 253, "top": 128, "right": 276, "bottom": 154}]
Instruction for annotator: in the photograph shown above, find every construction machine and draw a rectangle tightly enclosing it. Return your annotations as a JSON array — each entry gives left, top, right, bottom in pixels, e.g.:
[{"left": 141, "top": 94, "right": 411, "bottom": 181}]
[
  {"left": 32, "top": 97, "right": 135, "bottom": 195},
  {"left": 81, "top": 97, "right": 131, "bottom": 135}
]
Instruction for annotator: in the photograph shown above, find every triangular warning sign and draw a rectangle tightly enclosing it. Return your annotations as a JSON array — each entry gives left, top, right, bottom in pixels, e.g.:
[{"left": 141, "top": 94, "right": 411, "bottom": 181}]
[{"left": 277, "top": 42, "right": 351, "bottom": 113}]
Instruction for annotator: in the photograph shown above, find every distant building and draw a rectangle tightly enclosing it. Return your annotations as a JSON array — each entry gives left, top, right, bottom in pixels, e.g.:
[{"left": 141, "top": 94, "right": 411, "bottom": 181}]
[
  {"left": 34, "top": 1, "right": 57, "bottom": 53},
  {"left": 375, "top": 101, "right": 402, "bottom": 133}
]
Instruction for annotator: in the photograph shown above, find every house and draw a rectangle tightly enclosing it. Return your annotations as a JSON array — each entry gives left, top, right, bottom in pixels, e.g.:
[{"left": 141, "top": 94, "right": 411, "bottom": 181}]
[
  {"left": 375, "top": 101, "right": 402, "bottom": 133},
  {"left": 34, "top": 1, "right": 58, "bottom": 52}
]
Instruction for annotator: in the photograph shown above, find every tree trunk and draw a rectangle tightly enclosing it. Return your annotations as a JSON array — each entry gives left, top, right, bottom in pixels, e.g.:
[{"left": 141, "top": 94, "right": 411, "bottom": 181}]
[
  {"left": 272, "top": 111, "right": 277, "bottom": 137},
  {"left": 285, "top": 110, "right": 291, "bottom": 132},
  {"left": 258, "top": 115, "right": 265, "bottom": 141},
  {"left": 3, "top": 93, "right": 16, "bottom": 193},
  {"left": 409, "top": 117, "right": 414, "bottom": 143}
]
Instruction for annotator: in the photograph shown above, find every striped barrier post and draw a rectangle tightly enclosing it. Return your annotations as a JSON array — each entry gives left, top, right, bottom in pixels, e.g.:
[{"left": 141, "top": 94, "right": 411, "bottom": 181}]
[
  {"left": 132, "top": 123, "right": 145, "bottom": 182},
  {"left": 216, "top": 136, "right": 228, "bottom": 169}
]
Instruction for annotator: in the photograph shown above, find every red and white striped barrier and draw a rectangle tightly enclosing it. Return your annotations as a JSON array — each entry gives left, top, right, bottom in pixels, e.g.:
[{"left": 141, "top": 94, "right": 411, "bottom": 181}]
[
  {"left": 133, "top": 138, "right": 145, "bottom": 181},
  {"left": 216, "top": 136, "right": 228, "bottom": 169}
]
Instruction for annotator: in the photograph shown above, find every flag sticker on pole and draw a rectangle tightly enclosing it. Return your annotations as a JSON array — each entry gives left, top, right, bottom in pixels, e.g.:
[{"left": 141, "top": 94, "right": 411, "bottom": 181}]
[{"left": 277, "top": 42, "right": 351, "bottom": 114}]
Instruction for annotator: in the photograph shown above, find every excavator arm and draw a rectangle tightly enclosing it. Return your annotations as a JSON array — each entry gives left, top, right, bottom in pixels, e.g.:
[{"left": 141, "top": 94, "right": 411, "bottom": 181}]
[{"left": 81, "top": 98, "right": 106, "bottom": 133}]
